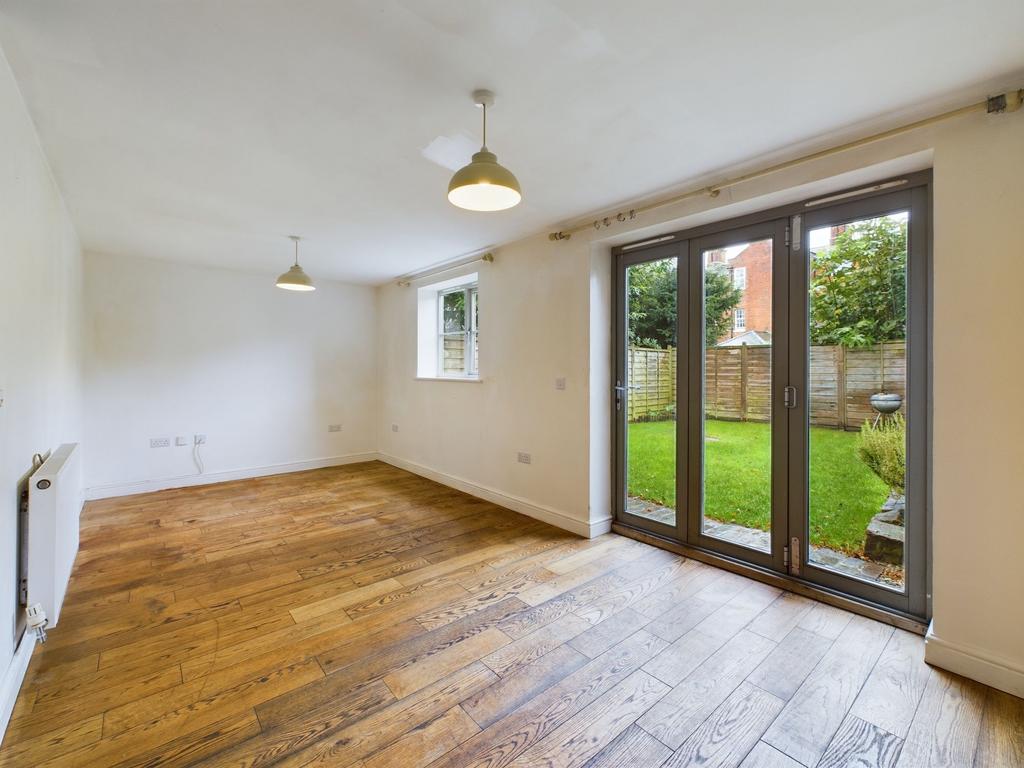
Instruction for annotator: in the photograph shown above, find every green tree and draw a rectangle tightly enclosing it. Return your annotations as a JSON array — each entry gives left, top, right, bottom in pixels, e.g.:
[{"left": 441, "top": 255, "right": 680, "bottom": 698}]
[
  {"left": 627, "top": 260, "right": 742, "bottom": 348},
  {"left": 627, "top": 259, "right": 677, "bottom": 348},
  {"left": 810, "top": 217, "right": 907, "bottom": 347}
]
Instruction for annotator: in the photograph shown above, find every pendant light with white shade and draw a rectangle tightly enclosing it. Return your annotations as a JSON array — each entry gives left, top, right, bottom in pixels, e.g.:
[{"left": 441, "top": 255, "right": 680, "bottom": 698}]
[
  {"left": 276, "top": 235, "right": 315, "bottom": 291},
  {"left": 448, "top": 89, "right": 522, "bottom": 212}
]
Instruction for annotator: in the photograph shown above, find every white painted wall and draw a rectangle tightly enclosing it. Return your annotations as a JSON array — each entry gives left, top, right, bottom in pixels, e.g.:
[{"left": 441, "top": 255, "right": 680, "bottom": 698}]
[
  {"left": 378, "top": 247, "right": 597, "bottom": 536},
  {"left": 83, "top": 253, "right": 378, "bottom": 496},
  {"left": 0, "top": 49, "right": 82, "bottom": 729},
  {"left": 377, "top": 106, "right": 1024, "bottom": 694}
]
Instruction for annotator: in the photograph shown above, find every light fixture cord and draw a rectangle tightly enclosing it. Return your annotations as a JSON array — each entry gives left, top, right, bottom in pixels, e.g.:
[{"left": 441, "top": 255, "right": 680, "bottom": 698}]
[
  {"left": 294, "top": 238, "right": 299, "bottom": 266},
  {"left": 482, "top": 102, "right": 487, "bottom": 150}
]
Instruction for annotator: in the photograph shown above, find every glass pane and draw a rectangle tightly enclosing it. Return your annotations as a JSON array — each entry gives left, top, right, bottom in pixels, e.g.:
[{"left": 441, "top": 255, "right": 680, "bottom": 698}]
[
  {"left": 807, "top": 212, "right": 907, "bottom": 591},
  {"left": 701, "top": 239, "right": 773, "bottom": 553},
  {"left": 442, "top": 290, "right": 466, "bottom": 333},
  {"left": 625, "top": 256, "right": 677, "bottom": 527},
  {"left": 441, "top": 334, "right": 466, "bottom": 375}
]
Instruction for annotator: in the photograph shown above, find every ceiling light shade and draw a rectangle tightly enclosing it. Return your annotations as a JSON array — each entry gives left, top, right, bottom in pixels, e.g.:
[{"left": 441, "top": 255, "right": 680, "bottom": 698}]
[
  {"left": 276, "top": 236, "right": 315, "bottom": 291},
  {"left": 448, "top": 89, "right": 521, "bottom": 212}
]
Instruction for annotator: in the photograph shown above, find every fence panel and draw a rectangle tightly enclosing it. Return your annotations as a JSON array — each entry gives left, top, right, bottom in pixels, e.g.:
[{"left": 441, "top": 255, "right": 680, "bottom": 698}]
[{"left": 627, "top": 341, "right": 906, "bottom": 428}]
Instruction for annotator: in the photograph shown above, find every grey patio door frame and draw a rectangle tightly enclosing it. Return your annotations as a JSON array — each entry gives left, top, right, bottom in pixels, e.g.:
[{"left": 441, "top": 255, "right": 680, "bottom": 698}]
[
  {"left": 613, "top": 240, "right": 688, "bottom": 542},
  {"left": 612, "top": 171, "right": 931, "bottom": 623},
  {"left": 686, "top": 219, "right": 790, "bottom": 573},
  {"left": 789, "top": 186, "right": 930, "bottom": 618}
]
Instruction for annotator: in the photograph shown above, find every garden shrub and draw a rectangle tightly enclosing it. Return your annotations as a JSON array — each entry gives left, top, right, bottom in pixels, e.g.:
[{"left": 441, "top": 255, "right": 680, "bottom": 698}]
[{"left": 858, "top": 413, "right": 906, "bottom": 494}]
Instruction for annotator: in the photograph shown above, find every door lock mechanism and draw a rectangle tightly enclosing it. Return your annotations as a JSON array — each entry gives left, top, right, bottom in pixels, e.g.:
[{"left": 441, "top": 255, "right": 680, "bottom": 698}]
[{"left": 784, "top": 385, "right": 797, "bottom": 409}]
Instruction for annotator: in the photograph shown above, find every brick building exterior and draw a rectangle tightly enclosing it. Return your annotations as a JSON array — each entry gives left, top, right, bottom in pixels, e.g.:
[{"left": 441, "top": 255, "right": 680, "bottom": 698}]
[{"left": 705, "top": 239, "right": 773, "bottom": 345}]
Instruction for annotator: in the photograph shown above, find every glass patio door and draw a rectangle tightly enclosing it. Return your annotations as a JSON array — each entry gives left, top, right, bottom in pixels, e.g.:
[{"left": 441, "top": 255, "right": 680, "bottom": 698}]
[
  {"left": 614, "top": 175, "right": 930, "bottom": 621},
  {"left": 788, "top": 187, "right": 929, "bottom": 617},
  {"left": 686, "top": 221, "right": 790, "bottom": 571},
  {"left": 614, "top": 241, "right": 686, "bottom": 541}
]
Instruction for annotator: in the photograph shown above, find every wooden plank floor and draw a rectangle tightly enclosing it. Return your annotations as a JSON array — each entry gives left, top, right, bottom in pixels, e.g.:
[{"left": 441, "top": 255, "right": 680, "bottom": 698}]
[{"left": 2, "top": 461, "right": 1021, "bottom": 767}]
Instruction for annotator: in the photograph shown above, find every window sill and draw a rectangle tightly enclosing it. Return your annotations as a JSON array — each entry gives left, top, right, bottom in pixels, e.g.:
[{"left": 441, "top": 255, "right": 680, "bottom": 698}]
[{"left": 415, "top": 376, "right": 483, "bottom": 383}]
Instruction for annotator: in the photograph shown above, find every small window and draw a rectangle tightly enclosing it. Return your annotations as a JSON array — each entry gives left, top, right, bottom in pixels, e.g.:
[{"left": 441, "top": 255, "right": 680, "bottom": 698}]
[
  {"left": 416, "top": 272, "right": 479, "bottom": 380},
  {"left": 439, "top": 285, "right": 478, "bottom": 377},
  {"left": 733, "top": 266, "right": 747, "bottom": 290},
  {"left": 733, "top": 307, "right": 746, "bottom": 331}
]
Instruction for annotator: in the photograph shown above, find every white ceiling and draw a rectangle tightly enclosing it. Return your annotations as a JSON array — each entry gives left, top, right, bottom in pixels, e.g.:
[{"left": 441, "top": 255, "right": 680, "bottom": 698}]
[{"left": 1, "top": 1, "right": 1022, "bottom": 284}]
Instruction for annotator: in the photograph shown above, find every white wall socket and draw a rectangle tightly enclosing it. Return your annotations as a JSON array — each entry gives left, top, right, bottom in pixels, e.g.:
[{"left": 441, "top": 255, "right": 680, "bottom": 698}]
[
  {"left": 175, "top": 436, "right": 188, "bottom": 446},
  {"left": 391, "top": 424, "right": 399, "bottom": 432},
  {"left": 150, "top": 437, "right": 170, "bottom": 448},
  {"left": 517, "top": 452, "right": 532, "bottom": 465},
  {"left": 555, "top": 377, "right": 566, "bottom": 390},
  {"left": 328, "top": 424, "right": 342, "bottom": 433}
]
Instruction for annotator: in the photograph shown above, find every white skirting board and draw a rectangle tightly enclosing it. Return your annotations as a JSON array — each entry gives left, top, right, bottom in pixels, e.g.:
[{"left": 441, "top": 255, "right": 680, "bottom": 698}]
[
  {"left": 925, "top": 622, "right": 1024, "bottom": 698},
  {"left": 378, "top": 453, "right": 610, "bottom": 539},
  {"left": 84, "top": 452, "right": 380, "bottom": 500},
  {"left": 0, "top": 632, "right": 35, "bottom": 747}
]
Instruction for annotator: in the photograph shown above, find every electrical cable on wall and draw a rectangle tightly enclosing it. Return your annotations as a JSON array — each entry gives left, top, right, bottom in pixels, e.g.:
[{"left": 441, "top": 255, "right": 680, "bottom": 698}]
[{"left": 193, "top": 441, "right": 204, "bottom": 475}]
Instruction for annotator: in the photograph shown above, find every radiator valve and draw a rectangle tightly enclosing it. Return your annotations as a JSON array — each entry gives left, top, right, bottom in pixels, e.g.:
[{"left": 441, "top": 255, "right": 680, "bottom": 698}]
[{"left": 25, "top": 603, "right": 48, "bottom": 644}]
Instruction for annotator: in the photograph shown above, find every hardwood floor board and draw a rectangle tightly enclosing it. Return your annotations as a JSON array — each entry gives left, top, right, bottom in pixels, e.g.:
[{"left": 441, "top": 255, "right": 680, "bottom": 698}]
[
  {"left": 107, "top": 711, "right": 263, "bottom": 768},
  {"left": 497, "top": 571, "right": 631, "bottom": 640},
  {"left": 462, "top": 645, "right": 590, "bottom": 730},
  {"left": 582, "top": 723, "right": 672, "bottom": 768},
  {"left": 661, "top": 681, "right": 784, "bottom": 768},
  {"left": 5, "top": 462, "right": 1020, "bottom": 768},
  {"left": 8, "top": 665, "right": 182, "bottom": 741},
  {"left": 259, "top": 662, "right": 498, "bottom": 768},
  {"left": 0, "top": 714, "right": 103, "bottom": 768},
  {"left": 384, "top": 627, "right": 512, "bottom": 698},
  {"left": 636, "top": 629, "right": 776, "bottom": 750},
  {"left": 568, "top": 608, "right": 648, "bottom": 660},
  {"left": 797, "top": 600, "right": 855, "bottom": 640},
  {"left": 37, "top": 658, "right": 323, "bottom": 768},
  {"left": 975, "top": 688, "right": 1024, "bottom": 768},
  {"left": 508, "top": 670, "right": 670, "bottom": 768},
  {"left": 818, "top": 715, "right": 904, "bottom": 768},
  {"left": 290, "top": 576, "right": 403, "bottom": 622},
  {"left": 180, "top": 606, "right": 412, "bottom": 681},
  {"left": 737, "top": 742, "right": 805, "bottom": 768},
  {"left": 642, "top": 626, "right": 731, "bottom": 687},
  {"left": 572, "top": 556, "right": 696, "bottom": 626},
  {"left": 629, "top": 560, "right": 718, "bottom": 619},
  {"left": 253, "top": 675, "right": 396, "bottom": 737},
  {"left": 745, "top": 626, "right": 835, "bottom": 701},
  {"left": 762, "top": 615, "right": 893, "bottom": 767},
  {"left": 361, "top": 705, "right": 480, "bottom": 768},
  {"left": 895, "top": 670, "right": 986, "bottom": 768},
  {"left": 483, "top": 613, "right": 592, "bottom": 677},
  {"left": 644, "top": 571, "right": 747, "bottom": 643},
  {"left": 415, "top": 572, "right": 549, "bottom": 630},
  {"left": 849, "top": 628, "right": 932, "bottom": 739},
  {"left": 318, "top": 596, "right": 526, "bottom": 678},
  {"left": 745, "top": 591, "right": 816, "bottom": 642},
  {"left": 425, "top": 630, "right": 668, "bottom": 768}
]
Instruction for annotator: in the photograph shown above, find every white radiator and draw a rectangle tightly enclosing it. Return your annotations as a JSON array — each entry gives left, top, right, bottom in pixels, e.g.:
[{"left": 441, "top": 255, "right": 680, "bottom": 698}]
[{"left": 26, "top": 443, "right": 82, "bottom": 628}]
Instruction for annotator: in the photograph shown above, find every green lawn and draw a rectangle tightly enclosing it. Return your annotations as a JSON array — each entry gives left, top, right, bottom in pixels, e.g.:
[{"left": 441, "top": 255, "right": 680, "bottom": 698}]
[{"left": 627, "top": 419, "right": 888, "bottom": 554}]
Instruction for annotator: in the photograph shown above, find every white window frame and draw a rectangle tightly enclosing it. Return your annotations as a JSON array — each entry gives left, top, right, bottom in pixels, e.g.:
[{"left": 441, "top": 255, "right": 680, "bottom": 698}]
[
  {"left": 437, "top": 284, "right": 478, "bottom": 378},
  {"left": 733, "top": 307, "right": 746, "bottom": 331},
  {"left": 732, "top": 266, "right": 747, "bottom": 290}
]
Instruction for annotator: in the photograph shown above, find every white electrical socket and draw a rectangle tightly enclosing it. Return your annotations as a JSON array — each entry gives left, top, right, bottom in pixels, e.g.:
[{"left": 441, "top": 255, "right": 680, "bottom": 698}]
[
  {"left": 194, "top": 434, "right": 207, "bottom": 445},
  {"left": 391, "top": 424, "right": 399, "bottom": 432},
  {"left": 328, "top": 424, "right": 342, "bottom": 433},
  {"left": 175, "top": 436, "right": 188, "bottom": 447},
  {"left": 517, "top": 452, "right": 532, "bottom": 465},
  {"left": 555, "top": 377, "right": 566, "bottom": 390},
  {"left": 150, "top": 437, "right": 170, "bottom": 448}
]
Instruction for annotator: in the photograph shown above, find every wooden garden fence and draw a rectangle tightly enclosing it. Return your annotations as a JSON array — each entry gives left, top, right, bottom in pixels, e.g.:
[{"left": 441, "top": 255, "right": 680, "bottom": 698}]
[{"left": 628, "top": 341, "right": 906, "bottom": 430}]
